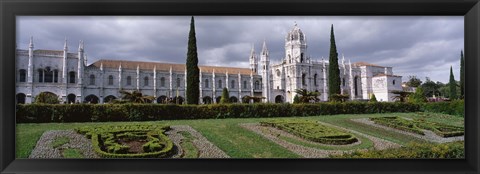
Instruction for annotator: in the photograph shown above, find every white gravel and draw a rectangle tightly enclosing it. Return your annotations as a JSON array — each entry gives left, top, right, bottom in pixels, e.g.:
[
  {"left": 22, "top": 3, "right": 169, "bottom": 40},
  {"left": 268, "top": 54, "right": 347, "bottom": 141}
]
[
  {"left": 167, "top": 125, "right": 229, "bottom": 158},
  {"left": 351, "top": 118, "right": 464, "bottom": 143},
  {"left": 29, "top": 130, "right": 99, "bottom": 158},
  {"left": 240, "top": 122, "right": 400, "bottom": 158}
]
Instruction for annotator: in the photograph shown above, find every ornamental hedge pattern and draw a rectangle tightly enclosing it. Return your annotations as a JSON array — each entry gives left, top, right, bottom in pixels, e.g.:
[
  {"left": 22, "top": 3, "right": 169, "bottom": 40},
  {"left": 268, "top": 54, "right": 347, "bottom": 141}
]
[
  {"left": 16, "top": 102, "right": 422, "bottom": 123},
  {"left": 370, "top": 116, "right": 464, "bottom": 137},
  {"left": 260, "top": 119, "right": 358, "bottom": 145}
]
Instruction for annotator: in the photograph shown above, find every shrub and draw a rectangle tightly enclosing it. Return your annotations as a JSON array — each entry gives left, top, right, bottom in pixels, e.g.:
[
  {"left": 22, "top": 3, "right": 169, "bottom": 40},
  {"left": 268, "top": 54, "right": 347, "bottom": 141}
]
[
  {"left": 370, "top": 116, "right": 464, "bottom": 137},
  {"left": 420, "top": 100, "right": 464, "bottom": 117},
  {"left": 260, "top": 119, "right": 358, "bottom": 145},
  {"left": 331, "top": 141, "right": 464, "bottom": 158},
  {"left": 16, "top": 102, "right": 422, "bottom": 123},
  {"left": 369, "top": 94, "right": 377, "bottom": 102}
]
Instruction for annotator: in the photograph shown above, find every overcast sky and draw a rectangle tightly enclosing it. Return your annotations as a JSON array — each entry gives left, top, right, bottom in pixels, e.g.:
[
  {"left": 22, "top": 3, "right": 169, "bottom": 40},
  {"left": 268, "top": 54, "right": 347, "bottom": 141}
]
[{"left": 17, "top": 16, "right": 463, "bottom": 83}]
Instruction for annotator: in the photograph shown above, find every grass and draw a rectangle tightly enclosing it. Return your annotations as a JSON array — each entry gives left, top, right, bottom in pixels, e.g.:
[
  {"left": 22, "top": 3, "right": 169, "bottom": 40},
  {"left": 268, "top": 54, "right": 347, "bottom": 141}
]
[
  {"left": 50, "top": 136, "right": 70, "bottom": 148},
  {"left": 16, "top": 112, "right": 463, "bottom": 158},
  {"left": 62, "top": 148, "right": 84, "bottom": 158},
  {"left": 178, "top": 131, "right": 199, "bottom": 158}
]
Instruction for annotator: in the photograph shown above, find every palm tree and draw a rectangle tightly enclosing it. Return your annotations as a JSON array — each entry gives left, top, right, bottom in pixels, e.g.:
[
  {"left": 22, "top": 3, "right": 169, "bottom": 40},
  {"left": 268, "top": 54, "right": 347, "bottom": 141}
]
[
  {"left": 118, "top": 90, "right": 155, "bottom": 103},
  {"left": 295, "top": 89, "right": 320, "bottom": 103}
]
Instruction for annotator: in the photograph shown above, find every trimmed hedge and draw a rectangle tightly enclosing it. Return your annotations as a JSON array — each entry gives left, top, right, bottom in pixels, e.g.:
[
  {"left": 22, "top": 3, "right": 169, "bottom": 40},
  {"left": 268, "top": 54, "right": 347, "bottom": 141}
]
[
  {"left": 16, "top": 102, "right": 422, "bottom": 123},
  {"left": 370, "top": 116, "right": 464, "bottom": 138},
  {"left": 420, "top": 100, "right": 464, "bottom": 117},
  {"left": 330, "top": 141, "right": 464, "bottom": 158},
  {"left": 261, "top": 119, "right": 358, "bottom": 145}
]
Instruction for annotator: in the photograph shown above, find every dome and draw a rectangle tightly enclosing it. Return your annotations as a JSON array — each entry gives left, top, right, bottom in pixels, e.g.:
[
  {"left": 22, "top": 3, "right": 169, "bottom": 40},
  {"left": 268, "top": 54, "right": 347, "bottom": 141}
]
[{"left": 286, "top": 23, "right": 305, "bottom": 42}]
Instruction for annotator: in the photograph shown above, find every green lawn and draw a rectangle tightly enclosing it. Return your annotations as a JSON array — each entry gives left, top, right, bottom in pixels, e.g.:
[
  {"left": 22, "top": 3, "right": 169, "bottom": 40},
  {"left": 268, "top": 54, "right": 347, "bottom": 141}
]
[{"left": 16, "top": 112, "right": 463, "bottom": 158}]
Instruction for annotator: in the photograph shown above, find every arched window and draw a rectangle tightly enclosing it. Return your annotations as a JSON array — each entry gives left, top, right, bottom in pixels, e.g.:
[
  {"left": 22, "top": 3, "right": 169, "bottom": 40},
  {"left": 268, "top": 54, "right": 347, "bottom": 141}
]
[
  {"left": 393, "top": 80, "right": 396, "bottom": 85},
  {"left": 127, "top": 76, "right": 132, "bottom": 86},
  {"left": 255, "top": 80, "right": 260, "bottom": 90},
  {"left": 160, "top": 77, "right": 165, "bottom": 87},
  {"left": 231, "top": 80, "right": 235, "bottom": 89},
  {"left": 108, "top": 75, "right": 114, "bottom": 85},
  {"left": 342, "top": 78, "right": 346, "bottom": 87},
  {"left": 301, "top": 53, "right": 304, "bottom": 63},
  {"left": 89, "top": 74, "right": 95, "bottom": 85},
  {"left": 38, "top": 69, "right": 44, "bottom": 82},
  {"left": 69, "top": 71, "right": 76, "bottom": 83},
  {"left": 53, "top": 70, "right": 58, "bottom": 83},
  {"left": 44, "top": 67, "right": 53, "bottom": 83},
  {"left": 176, "top": 78, "right": 181, "bottom": 88},
  {"left": 19, "top": 69, "right": 26, "bottom": 82},
  {"left": 243, "top": 81, "right": 247, "bottom": 89},
  {"left": 205, "top": 79, "right": 209, "bottom": 88},
  {"left": 314, "top": 74, "right": 317, "bottom": 86},
  {"left": 144, "top": 76, "right": 149, "bottom": 86},
  {"left": 218, "top": 80, "right": 222, "bottom": 88},
  {"left": 302, "top": 74, "right": 306, "bottom": 85}
]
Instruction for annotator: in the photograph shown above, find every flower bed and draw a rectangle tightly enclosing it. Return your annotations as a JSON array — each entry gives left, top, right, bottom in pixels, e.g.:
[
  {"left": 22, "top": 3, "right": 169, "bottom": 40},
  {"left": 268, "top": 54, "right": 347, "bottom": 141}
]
[
  {"left": 75, "top": 124, "right": 175, "bottom": 158},
  {"left": 369, "top": 117, "right": 464, "bottom": 138},
  {"left": 260, "top": 119, "right": 358, "bottom": 145}
]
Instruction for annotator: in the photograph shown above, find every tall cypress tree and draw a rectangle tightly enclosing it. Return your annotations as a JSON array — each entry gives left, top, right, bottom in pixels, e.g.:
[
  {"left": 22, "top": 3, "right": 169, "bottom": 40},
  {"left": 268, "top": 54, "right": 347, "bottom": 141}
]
[
  {"left": 186, "top": 16, "right": 200, "bottom": 104},
  {"left": 328, "top": 24, "right": 341, "bottom": 100},
  {"left": 449, "top": 66, "right": 457, "bottom": 100},
  {"left": 460, "top": 50, "right": 465, "bottom": 99}
]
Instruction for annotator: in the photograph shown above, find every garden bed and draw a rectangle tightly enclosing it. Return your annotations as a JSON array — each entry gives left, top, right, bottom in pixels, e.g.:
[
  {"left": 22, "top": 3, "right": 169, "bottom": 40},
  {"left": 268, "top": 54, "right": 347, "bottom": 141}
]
[
  {"left": 260, "top": 119, "right": 358, "bottom": 145},
  {"left": 369, "top": 116, "right": 464, "bottom": 138}
]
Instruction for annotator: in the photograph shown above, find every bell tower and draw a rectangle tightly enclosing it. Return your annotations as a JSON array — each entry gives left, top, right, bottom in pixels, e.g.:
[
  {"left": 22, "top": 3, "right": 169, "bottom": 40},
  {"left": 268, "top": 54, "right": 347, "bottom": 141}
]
[{"left": 285, "top": 22, "right": 307, "bottom": 64}]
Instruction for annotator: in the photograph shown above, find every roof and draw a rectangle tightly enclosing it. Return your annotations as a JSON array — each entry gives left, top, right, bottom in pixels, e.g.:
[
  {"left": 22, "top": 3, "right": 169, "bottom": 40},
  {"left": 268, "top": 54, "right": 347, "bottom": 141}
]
[
  {"left": 373, "top": 73, "right": 402, "bottom": 77},
  {"left": 89, "top": 59, "right": 254, "bottom": 75},
  {"left": 353, "top": 61, "right": 390, "bottom": 68}
]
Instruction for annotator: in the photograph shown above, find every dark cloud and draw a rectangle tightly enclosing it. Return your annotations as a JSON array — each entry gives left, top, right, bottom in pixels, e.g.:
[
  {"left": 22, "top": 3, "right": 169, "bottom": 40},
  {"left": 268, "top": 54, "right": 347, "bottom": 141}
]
[{"left": 17, "top": 16, "right": 463, "bottom": 83}]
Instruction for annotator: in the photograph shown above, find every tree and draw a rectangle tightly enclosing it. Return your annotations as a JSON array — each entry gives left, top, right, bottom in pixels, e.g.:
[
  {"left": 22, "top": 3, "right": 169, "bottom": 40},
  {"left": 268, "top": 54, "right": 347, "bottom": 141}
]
[
  {"left": 328, "top": 24, "right": 341, "bottom": 100},
  {"left": 406, "top": 75, "right": 422, "bottom": 87},
  {"left": 391, "top": 90, "right": 412, "bottom": 102},
  {"left": 370, "top": 94, "right": 377, "bottom": 102},
  {"left": 34, "top": 92, "right": 60, "bottom": 104},
  {"left": 460, "top": 50, "right": 465, "bottom": 99},
  {"left": 119, "top": 90, "right": 155, "bottom": 103},
  {"left": 449, "top": 66, "right": 457, "bottom": 100},
  {"left": 408, "top": 86, "right": 427, "bottom": 103},
  {"left": 220, "top": 87, "right": 230, "bottom": 104},
  {"left": 186, "top": 16, "right": 200, "bottom": 104},
  {"left": 293, "top": 95, "right": 300, "bottom": 104},
  {"left": 420, "top": 77, "right": 440, "bottom": 97},
  {"left": 294, "top": 89, "right": 320, "bottom": 103}
]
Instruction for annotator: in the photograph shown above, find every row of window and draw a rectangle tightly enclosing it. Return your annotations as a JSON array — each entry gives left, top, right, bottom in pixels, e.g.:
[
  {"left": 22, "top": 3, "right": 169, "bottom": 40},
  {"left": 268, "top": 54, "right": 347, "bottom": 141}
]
[{"left": 18, "top": 69, "right": 77, "bottom": 83}]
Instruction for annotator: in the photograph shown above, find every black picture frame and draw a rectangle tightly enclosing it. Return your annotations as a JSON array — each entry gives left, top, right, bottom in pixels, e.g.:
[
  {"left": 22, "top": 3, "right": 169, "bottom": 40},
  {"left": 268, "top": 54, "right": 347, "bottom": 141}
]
[{"left": 1, "top": 0, "right": 479, "bottom": 174}]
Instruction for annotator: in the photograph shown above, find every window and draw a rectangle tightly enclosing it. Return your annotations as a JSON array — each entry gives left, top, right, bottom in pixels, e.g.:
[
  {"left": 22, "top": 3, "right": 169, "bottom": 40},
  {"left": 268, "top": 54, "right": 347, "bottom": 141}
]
[
  {"left": 53, "top": 70, "right": 58, "bottom": 83},
  {"left": 302, "top": 74, "right": 306, "bottom": 85},
  {"left": 144, "top": 76, "right": 149, "bottom": 86},
  {"left": 127, "top": 76, "right": 132, "bottom": 86},
  {"left": 19, "top": 69, "right": 26, "bottom": 82},
  {"left": 255, "top": 80, "right": 260, "bottom": 90},
  {"left": 38, "top": 69, "right": 44, "bottom": 82},
  {"left": 69, "top": 71, "right": 76, "bottom": 83},
  {"left": 205, "top": 79, "right": 209, "bottom": 88},
  {"left": 314, "top": 74, "right": 317, "bottom": 86},
  {"left": 218, "top": 80, "right": 222, "bottom": 88},
  {"left": 89, "top": 74, "right": 95, "bottom": 85},
  {"left": 342, "top": 78, "right": 346, "bottom": 87},
  {"left": 44, "top": 67, "right": 53, "bottom": 83},
  {"left": 176, "top": 78, "right": 181, "bottom": 88},
  {"left": 108, "top": 75, "right": 114, "bottom": 85},
  {"left": 393, "top": 80, "right": 396, "bottom": 85},
  {"left": 243, "top": 81, "right": 247, "bottom": 89},
  {"left": 231, "top": 80, "right": 235, "bottom": 89},
  {"left": 160, "top": 77, "right": 165, "bottom": 87}
]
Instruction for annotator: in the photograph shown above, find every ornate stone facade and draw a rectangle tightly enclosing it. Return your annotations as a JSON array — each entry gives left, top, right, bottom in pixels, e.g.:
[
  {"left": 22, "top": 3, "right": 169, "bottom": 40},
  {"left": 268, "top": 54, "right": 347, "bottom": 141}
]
[{"left": 15, "top": 24, "right": 402, "bottom": 104}]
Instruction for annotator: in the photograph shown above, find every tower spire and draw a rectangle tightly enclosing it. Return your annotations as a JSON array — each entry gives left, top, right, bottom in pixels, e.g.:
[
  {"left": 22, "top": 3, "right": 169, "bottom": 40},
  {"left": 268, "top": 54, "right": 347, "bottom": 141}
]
[
  {"left": 64, "top": 37, "right": 68, "bottom": 51},
  {"left": 261, "top": 39, "right": 268, "bottom": 56},
  {"left": 29, "top": 36, "right": 34, "bottom": 48}
]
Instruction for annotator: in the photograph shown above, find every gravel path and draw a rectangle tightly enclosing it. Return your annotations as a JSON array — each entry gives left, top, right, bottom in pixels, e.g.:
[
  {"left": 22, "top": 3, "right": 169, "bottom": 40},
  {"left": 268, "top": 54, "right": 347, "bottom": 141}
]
[
  {"left": 351, "top": 118, "right": 464, "bottom": 143},
  {"left": 167, "top": 125, "right": 229, "bottom": 158},
  {"left": 240, "top": 122, "right": 399, "bottom": 158},
  {"left": 29, "top": 130, "right": 99, "bottom": 158},
  {"left": 29, "top": 126, "right": 229, "bottom": 158}
]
